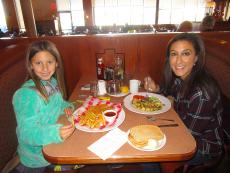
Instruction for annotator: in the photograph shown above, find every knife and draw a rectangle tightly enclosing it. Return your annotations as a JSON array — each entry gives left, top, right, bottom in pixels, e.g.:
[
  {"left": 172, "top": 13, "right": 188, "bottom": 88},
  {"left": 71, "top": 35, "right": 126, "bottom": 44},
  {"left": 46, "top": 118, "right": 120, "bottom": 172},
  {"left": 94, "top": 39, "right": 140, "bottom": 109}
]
[{"left": 157, "top": 123, "right": 179, "bottom": 127}]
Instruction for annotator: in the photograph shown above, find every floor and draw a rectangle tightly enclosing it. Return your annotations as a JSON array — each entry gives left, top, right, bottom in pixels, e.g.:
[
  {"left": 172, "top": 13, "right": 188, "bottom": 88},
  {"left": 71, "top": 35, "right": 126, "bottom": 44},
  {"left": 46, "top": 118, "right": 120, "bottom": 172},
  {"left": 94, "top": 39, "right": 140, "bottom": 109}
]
[
  {"left": 43, "top": 163, "right": 157, "bottom": 173},
  {"left": 78, "top": 164, "right": 144, "bottom": 173}
]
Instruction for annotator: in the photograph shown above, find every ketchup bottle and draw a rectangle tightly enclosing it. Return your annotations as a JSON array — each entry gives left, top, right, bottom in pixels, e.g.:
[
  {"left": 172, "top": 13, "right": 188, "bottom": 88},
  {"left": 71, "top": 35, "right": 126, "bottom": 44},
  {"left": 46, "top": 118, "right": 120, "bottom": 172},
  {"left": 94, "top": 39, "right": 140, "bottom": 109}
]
[{"left": 97, "top": 57, "right": 105, "bottom": 80}]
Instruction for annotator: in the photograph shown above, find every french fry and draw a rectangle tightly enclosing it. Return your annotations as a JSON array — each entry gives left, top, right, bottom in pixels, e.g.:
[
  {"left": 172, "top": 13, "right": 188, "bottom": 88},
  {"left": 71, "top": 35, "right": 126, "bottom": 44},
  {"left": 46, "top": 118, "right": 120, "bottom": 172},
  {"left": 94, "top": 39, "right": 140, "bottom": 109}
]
[{"left": 78, "top": 104, "right": 113, "bottom": 128}]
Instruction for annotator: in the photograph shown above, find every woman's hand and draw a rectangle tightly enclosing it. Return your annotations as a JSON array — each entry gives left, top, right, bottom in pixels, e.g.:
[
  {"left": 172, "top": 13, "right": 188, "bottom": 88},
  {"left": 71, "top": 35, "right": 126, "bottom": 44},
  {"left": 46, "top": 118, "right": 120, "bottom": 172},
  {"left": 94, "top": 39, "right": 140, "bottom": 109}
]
[
  {"left": 59, "top": 124, "right": 75, "bottom": 140},
  {"left": 144, "top": 76, "right": 159, "bottom": 93},
  {"left": 167, "top": 95, "right": 174, "bottom": 107}
]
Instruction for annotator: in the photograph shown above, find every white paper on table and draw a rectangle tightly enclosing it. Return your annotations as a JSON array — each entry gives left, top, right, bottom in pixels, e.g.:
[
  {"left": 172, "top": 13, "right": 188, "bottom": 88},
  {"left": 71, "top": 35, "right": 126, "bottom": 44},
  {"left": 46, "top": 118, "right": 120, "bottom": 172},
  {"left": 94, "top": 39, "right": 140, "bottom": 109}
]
[
  {"left": 80, "top": 84, "right": 90, "bottom": 90},
  {"left": 87, "top": 128, "right": 128, "bottom": 160}
]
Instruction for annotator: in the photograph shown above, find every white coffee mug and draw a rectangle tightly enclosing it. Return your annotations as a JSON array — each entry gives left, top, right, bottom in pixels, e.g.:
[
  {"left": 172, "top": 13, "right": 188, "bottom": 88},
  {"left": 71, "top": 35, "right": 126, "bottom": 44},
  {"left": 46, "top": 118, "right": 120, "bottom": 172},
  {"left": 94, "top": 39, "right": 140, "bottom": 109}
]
[
  {"left": 98, "top": 80, "right": 107, "bottom": 95},
  {"left": 129, "top": 79, "right": 141, "bottom": 94}
]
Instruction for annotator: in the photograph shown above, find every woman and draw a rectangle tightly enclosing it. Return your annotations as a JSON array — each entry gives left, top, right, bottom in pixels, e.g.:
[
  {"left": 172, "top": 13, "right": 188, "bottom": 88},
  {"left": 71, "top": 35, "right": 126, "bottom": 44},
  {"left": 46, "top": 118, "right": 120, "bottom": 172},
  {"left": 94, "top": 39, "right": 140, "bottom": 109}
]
[{"left": 145, "top": 33, "right": 223, "bottom": 165}]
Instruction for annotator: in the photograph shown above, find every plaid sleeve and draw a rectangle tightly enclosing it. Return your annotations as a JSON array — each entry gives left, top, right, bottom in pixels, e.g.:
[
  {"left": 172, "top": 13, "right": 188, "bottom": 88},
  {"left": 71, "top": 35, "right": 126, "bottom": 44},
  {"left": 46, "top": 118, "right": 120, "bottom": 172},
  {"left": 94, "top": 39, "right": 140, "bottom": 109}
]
[{"left": 178, "top": 88, "right": 223, "bottom": 155}]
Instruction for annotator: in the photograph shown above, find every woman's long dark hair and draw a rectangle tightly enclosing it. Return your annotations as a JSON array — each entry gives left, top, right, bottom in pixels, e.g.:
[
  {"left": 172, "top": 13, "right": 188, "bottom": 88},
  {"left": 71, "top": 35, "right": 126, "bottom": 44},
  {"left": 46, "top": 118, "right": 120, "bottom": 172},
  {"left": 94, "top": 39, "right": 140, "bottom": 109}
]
[
  {"left": 163, "top": 33, "right": 219, "bottom": 99},
  {"left": 25, "top": 40, "right": 67, "bottom": 101}
]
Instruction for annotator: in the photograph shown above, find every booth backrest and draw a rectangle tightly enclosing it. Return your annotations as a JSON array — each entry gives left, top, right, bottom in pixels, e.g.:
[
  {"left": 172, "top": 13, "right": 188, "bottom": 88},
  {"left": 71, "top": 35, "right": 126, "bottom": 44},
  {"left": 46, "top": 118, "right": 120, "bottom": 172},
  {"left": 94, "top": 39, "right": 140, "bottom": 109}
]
[
  {"left": 201, "top": 34, "right": 230, "bottom": 140},
  {"left": 38, "top": 34, "right": 174, "bottom": 95},
  {"left": 0, "top": 38, "right": 29, "bottom": 50},
  {"left": 0, "top": 42, "right": 28, "bottom": 171}
]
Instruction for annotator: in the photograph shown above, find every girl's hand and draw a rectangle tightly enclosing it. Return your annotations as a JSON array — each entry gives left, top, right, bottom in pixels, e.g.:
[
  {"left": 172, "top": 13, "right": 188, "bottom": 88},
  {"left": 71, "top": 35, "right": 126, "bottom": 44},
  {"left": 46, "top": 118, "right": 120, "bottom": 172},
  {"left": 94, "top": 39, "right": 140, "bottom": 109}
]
[
  {"left": 144, "top": 76, "right": 159, "bottom": 93},
  {"left": 59, "top": 124, "right": 75, "bottom": 140},
  {"left": 64, "top": 107, "right": 73, "bottom": 117},
  {"left": 64, "top": 107, "right": 75, "bottom": 125}
]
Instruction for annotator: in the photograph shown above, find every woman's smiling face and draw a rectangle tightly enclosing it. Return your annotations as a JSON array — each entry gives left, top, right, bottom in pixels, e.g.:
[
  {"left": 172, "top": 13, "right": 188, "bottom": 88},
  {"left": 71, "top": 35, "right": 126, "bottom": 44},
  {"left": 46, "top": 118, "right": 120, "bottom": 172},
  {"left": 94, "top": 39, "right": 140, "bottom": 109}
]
[{"left": 169, "top": 40, "right": 197, "bottom": 80}]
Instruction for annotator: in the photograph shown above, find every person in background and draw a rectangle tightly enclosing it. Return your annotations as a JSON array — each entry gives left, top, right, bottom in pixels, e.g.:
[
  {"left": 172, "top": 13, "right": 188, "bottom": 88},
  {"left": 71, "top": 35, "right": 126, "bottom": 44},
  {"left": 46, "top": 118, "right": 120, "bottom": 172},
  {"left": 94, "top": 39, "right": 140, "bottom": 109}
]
[
  {"left": 0, "top": 28, "right": 5, "bottom": 37},
  {"left": 177, "top": 21, "right": 193, "bottom": 32},
  {"left": 199, "top": 15, "right": 216, "bottom": 31},
  {"left": 144, "top": 33, "right": 223, "bottom": 167},
  {"left": 12, "top": 40, "right": 76, "bottom": 173}
]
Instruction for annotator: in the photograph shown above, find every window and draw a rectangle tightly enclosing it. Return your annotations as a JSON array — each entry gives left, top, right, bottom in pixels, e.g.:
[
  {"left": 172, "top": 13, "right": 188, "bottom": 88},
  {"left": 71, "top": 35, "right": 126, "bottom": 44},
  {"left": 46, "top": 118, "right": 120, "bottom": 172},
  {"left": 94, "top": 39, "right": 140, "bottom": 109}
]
[
  {"left": 71, "top": 0, "right": 84, "bottom": 26},
  {"left": 56, "top": 0, "right": 84, "bottom": 34},
  {"left": 158, "top": 0, "right": 206, "bottom": 24},
  {"left": 59, "top": 12, "right": 72, "bottom": 33},
  {"left": 93, "top": 0, "right": 156, "bottom": 26},
  {"left": 0, "top": 0, "right": 7, "bottom": 32},
  {"left": 14, "top": 0, "right": 26, "bottom": 31},
  {"left": 93, "top": 0, "right": 207, "bottom": 26}
]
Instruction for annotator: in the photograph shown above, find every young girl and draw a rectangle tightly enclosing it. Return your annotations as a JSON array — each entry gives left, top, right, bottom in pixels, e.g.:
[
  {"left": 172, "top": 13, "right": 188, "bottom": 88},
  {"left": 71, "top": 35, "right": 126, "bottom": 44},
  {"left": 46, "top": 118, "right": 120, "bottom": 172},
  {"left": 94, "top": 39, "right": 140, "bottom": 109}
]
[
  {"left": 144, "top": 33, "right": 223, "bottom": 166},
  {"left": 12, "top": 40, "right": 75, "bottom": 172}
]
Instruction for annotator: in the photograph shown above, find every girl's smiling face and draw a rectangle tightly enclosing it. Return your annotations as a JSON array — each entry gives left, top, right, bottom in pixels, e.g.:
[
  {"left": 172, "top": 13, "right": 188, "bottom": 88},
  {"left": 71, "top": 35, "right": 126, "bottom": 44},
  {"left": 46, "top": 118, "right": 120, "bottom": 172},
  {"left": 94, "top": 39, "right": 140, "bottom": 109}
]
[
  {"left": 169, "top": 40, "right": 197, "bottom": 80},
  {"left": 31, "top": 51, "right": 57, "bottom": 81}
]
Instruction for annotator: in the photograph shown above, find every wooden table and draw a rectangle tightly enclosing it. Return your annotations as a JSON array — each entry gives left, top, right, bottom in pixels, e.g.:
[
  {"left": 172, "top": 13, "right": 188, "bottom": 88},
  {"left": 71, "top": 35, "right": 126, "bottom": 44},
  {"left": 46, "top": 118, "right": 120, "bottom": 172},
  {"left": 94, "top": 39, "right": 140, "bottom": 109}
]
[{"left": 43, "top": 76, "right": 196, "bottom": 164}]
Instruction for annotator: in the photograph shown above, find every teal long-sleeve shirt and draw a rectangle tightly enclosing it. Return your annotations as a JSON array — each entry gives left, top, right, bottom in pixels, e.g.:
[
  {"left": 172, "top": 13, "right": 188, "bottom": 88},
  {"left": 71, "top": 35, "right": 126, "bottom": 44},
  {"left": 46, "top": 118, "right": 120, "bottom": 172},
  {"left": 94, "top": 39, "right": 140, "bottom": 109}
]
[{"left": 12, "top": 78, "right": 73, "bottom": 168}]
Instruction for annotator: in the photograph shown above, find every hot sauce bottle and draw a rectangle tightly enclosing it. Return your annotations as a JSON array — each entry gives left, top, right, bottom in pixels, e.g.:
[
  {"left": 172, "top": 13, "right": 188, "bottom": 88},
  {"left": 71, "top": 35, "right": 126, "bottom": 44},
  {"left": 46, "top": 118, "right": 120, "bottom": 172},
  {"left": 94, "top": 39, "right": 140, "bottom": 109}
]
[{"left": 97, "top": 57, "right": 105, "bottom": 80}]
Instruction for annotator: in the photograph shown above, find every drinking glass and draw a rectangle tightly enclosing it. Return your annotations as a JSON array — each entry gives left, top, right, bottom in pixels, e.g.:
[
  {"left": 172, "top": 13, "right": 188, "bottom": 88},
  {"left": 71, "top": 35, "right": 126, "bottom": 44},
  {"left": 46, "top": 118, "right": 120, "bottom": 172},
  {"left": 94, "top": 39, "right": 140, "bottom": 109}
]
[
  {"left": 144, "top": 76, "right": 153, "bottom": 92},
  {"left": 90, "top": 82, "right": 98, "bottom": 97},
  {"left": 106, "top": 80, "right": 121, "bottom": 95}
]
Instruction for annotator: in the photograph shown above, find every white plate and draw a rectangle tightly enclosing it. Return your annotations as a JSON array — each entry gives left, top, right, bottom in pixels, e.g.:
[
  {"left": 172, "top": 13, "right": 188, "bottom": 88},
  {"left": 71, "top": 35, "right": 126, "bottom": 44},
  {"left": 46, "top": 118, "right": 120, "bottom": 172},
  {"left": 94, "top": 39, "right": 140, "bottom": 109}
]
[
  {"left": 127, "top": 132, "right": 166, "bottom": 151},
  {"left": 123, "top": 92, "right": 171, "bottom": 115},
  {"left": 74, "top": 109, "right": 125, "bottom": 133},
  {"left": 107, "top": 92, "right": 129, "bottom": 97}
]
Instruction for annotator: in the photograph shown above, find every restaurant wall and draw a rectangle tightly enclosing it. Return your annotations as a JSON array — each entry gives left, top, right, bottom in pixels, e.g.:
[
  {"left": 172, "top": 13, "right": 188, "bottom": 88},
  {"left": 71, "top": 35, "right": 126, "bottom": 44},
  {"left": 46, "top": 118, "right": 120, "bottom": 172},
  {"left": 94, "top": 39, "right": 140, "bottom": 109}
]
[
  {"left": 32, "top": 0, "right": 56, "bottom": 21},
  {"left": 2, "top": 0, "right": 18, "bottom": 32},
  {"left": 2, "top": 0, "right": 56, "bottom": 33}
]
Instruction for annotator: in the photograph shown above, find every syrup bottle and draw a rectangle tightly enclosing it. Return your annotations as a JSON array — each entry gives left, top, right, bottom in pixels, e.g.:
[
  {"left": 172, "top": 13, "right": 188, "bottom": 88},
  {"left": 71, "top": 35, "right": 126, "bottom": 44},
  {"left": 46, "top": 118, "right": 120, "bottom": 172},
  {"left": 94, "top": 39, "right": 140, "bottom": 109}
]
[{"left": 114, "top": 56, "right": 124, "bottom": 80}]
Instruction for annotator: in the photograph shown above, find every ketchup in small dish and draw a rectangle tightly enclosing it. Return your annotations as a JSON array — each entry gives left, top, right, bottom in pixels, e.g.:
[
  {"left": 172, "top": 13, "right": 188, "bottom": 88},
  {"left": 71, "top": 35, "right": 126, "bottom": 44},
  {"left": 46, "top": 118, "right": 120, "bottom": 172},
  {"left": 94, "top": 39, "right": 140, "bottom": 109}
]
[
  {"left": 103, "top": 110, "right": 117, "bottom": 124},
  {"left": 104, "top": 111, "right": 116, "bottom": 117}
]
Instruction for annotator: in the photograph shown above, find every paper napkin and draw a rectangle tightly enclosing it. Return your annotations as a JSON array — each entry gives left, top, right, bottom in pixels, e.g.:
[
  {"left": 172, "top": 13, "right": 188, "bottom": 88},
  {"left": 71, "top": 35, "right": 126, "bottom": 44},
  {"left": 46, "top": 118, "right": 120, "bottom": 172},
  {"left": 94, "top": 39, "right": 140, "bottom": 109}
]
[
  {"left": 88, "top": 128, "right": 128, "bottom": 160},
  {"left": 80, "top": 84, "right": 90, "bottom": 90}
]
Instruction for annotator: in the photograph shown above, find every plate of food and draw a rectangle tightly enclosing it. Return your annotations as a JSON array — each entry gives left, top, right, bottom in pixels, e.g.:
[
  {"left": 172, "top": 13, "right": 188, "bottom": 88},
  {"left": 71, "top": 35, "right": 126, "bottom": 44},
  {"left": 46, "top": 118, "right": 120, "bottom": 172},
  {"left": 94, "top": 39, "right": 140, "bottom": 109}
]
[
  {"left": 123, "top": 92, "right": 171, "bottom": 115},
  {"left": 127, "top": 125, "right": 166, "bottom": 151},
  {"left": 73, "top": 97, "right": 125, "bottom": 132}
]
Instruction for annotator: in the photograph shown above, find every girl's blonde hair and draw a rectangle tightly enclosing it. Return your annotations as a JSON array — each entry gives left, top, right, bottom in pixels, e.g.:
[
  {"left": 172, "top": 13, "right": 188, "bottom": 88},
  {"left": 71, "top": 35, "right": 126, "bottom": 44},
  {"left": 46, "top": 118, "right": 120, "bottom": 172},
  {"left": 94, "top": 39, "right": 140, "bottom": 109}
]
[{"left": 25, "top": 40, "right": 67, "bottom": 101}]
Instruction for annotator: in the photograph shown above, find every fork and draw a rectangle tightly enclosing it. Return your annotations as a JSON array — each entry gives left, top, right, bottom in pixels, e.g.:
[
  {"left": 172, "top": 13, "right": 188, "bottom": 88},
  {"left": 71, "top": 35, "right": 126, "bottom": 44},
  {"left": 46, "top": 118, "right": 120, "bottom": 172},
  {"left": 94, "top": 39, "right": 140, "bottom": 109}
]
[{"left": 146, "top": 116, "right": 175, "bottom": 122}]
